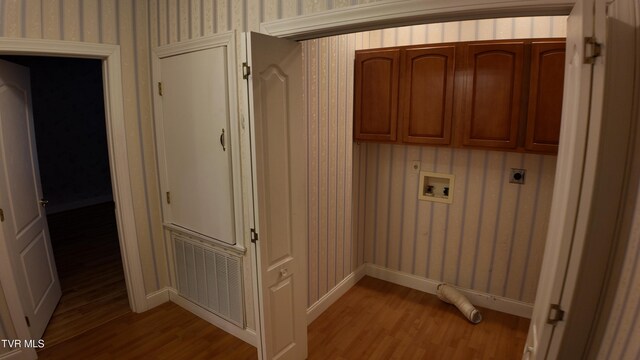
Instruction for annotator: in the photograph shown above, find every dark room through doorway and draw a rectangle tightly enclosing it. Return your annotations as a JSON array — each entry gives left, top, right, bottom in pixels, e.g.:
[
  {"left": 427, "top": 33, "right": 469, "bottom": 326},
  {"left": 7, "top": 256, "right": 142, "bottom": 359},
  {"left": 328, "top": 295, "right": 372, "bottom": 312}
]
[{"left": 0, "top": 55, "right": 130, "bottom": 349}]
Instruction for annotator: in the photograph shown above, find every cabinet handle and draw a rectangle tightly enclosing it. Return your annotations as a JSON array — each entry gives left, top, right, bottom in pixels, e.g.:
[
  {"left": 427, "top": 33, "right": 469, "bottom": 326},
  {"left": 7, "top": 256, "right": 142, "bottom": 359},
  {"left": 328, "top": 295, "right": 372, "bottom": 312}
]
[{"left": 220, "top": 128, "right": 226, "bottom": 151}]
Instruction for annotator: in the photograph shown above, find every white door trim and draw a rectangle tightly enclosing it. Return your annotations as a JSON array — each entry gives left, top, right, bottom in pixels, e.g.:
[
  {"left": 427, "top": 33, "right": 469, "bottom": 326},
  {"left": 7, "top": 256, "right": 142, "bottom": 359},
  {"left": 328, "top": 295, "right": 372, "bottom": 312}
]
[
  {"left": 260, "top": 0, "right": 574, "bottom": 40},
  {"left": 151, "top": 31, "right": 247, "bottom": 256},
  {"left": 257, "top": 0, "right": 632, "bottom": 356},
  {"left": 0, "top": 39, "right": 148, "bottom": 332}
]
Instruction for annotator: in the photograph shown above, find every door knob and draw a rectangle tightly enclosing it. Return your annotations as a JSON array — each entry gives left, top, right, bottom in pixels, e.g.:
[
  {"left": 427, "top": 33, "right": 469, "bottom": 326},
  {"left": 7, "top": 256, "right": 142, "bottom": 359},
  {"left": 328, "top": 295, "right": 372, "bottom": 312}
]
[
  {"left": 39, "top": 199, "right": 49, "bottom": 208},
  {"left": 280, "top": 268, "right": 289, "bottom": 277}
]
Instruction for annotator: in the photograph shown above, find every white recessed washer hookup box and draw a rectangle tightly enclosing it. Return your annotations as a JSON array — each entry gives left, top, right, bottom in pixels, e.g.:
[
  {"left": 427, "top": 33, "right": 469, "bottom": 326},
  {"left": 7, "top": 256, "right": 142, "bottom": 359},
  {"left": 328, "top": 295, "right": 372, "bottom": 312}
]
[{"left": 418, "top": 171, "right": 455, "bottom": 204}]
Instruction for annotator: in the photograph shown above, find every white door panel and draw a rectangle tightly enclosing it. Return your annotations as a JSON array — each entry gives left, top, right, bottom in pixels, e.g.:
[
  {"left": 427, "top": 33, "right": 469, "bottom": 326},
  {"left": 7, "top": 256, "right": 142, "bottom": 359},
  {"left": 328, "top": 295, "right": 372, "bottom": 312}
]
[
  {"left": 259, "top": 67, "right": 293, "bottom": 271},
  {"left": 524, "top": 0, "right": 593, "bottom": 356},
  {"left": 525, "top": 0, "right": 610, "bottom": 357},
  {"left": 245, "top": 32, "right": 307, "bottom": 360},
  {"left": 0, "top": 59, "right": 61, "bottom": 339},
  {"left": 0, "top": 83, "right": 41, "bottom": 240},
  {"left": 269, "top": 278, "right": 295, "bottom": 356},
  {"left": 20, "top": 232, "right": 55, "bottom": 309},
  {"left": 160, "top": 47, "right": 236, "bottom": 245}
]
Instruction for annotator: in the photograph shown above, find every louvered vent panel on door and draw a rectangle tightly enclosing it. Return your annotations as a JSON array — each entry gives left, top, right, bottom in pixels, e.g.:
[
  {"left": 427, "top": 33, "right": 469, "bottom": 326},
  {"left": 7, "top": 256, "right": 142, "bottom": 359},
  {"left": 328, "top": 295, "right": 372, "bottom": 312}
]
[{"left": 172, "top": 232, "right": 245, "bottom": 327}]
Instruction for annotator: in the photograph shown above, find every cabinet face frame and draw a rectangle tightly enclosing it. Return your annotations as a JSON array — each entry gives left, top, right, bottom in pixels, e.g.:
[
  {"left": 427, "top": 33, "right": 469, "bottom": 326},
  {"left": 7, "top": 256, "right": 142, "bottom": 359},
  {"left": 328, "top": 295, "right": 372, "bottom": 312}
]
[
  {"left": 526, "top": 41, "right": 566, "bottom": 153},
  {"left": 461, "top": 41, "right": 525, "bottom": 149},
  {"left": 401, "top": 45, "right": 456, "bottom": 145},
  {"left": 353, "top": 48, "right": 401, "bottom": 142}
]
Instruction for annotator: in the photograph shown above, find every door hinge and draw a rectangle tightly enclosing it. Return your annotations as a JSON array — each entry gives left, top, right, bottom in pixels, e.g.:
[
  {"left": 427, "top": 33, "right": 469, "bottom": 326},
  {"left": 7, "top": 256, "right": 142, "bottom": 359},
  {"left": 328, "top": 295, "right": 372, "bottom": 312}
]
[
  {"left": 547, "top": 303, "right": 565, "bottom": 325},
  {"left": 25, "top": 316, "right": 30, "bottom": 327},
  {"left": 158, "top": 82, "right": 163, "bottom": 96},
  {"left": 250, "top": 228, "right": 259, "bottom": 243},
  {"left": 584, "top": 37, "right": 602, "bottom": 64},
  {"left": 166, "top": 191, "right": 171, "bottom": 204},
  {"left": 242, "top": 62, "right": 251, "bottom": 80},
  {"left": 0, "top": 208, "right": 4, "bottom": 222}
]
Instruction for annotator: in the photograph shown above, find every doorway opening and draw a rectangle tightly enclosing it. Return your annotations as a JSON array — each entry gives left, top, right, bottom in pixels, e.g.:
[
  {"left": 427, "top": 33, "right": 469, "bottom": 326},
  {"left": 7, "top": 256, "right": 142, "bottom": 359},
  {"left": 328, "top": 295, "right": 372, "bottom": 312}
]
[
  {"left": 0, "top": 37, "right": 145, "bottom": 360},
  {"left": 0, "top": 56, "right": 130, "bottom": 348},
  {"left": 297, "top": 16, "right": 565, "bottom": 359}
]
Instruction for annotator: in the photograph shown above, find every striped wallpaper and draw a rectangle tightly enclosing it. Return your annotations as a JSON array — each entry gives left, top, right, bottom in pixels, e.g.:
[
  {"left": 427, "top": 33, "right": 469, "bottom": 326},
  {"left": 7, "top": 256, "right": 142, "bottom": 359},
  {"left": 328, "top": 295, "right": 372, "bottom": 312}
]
[
  {"left": 596, "top": 0, "right": 640, "bottom": 351},
  {"left": 0, "top": 0, "right": 386, "bottom": 310},
  {"left": 144, "top": 0, "right": 396, "bottom": 313},
  {"left": 597, "top": 184, "right": 640, "bottom": 359},
  {"left": 149, "top": 0, "right": 390, "bottom": 47},
  {"left": 304, "top": 16, "right": 566, "bottom": 306},
  {"left": 357, "top": 145, "right": 556, "bottom": 302},
  {"left": 304, "top": 33, "right": 359, "bottom": 306},
  {"left": 0, "top": 0, "right": 392, "bottom": 334},
  {"left": 0, "top": 0, "right": 167, "bottom": 299},
  {"left": 1, "top": 1, "right": 639, "bottom": 356}
]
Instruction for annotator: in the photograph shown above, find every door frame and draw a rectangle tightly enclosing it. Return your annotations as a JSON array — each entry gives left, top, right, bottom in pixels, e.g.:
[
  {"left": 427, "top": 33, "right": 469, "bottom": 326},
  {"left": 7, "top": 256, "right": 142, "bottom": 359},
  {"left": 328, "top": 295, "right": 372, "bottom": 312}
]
[
  {"left": 261, "top": 0, "right": 574, "bottom": 40},
  {"left": 258, "top": 0, "right": 633, "bottom": 356},
  {"left": 0, "top": 38, "right": 147, "bottom": 355},
  {"left": 242, "top": 32, "right": 308, "bottom": 360}
]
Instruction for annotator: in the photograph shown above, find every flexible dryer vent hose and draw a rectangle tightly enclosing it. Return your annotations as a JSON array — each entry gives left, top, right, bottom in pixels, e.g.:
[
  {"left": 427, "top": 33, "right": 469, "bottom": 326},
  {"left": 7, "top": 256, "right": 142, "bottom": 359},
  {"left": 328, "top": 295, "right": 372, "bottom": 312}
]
[{"left": 436, "top": 283, "right": 482, "bottom": 324}]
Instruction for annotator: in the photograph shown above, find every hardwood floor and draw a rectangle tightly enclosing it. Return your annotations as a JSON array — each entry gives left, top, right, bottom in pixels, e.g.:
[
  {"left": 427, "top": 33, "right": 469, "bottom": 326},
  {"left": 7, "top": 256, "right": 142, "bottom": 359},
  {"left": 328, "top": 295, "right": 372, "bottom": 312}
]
[
  {"left": 41, "top": 202, "right": 131, "bottom": 349},
  {"left": 37, "top": 302, "right": 257, "bottom": 360},
  {"left": 308, "top": 276, "right": 529, "bottom": 360},
  {"left": 38, "top": 275, "right": 528, "bottom": 359}
]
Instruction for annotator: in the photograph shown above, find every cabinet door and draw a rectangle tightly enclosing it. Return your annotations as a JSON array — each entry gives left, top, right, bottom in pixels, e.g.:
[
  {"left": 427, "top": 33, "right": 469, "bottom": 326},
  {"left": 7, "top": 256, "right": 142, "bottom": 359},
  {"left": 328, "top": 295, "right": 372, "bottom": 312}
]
[
  {"left": 401, "top": 45, "right": 455, "bottom": 145},
  {"left": 462, "top": 42, "right": 524, "bottom": 149},
  {"left": 159, "top": 47, "right": 236, "bottom": 245},
  {"left": 353, "top": 49, "right": 400, "bottom": 142},
  {"left": 526, "top": 41, "right": 566, "bottom": 153}
]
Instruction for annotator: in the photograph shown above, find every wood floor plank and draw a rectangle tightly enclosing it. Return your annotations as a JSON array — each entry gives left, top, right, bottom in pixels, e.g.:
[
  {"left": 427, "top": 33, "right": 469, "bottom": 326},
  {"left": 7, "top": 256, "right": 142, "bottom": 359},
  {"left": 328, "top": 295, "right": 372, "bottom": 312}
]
[
  {"left": 307, "top": 276, "right": 529, "bottom": 360},
  {"left": 38, "top": 302, "right": 257, "bottom": 360},
  {"left": 41, "top": 203, "right": 131, "bottom": 349},
  {"left": 39, "top": 206, "right": 528, "bottom": 359},
  {"left": 39, "top": 276, "right": 528, "bottom": 359}
]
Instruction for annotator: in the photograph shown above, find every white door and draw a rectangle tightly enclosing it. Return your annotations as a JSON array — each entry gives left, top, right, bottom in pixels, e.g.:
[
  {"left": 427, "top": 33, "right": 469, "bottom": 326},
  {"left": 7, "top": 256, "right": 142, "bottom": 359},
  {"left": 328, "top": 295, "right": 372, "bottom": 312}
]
[
  {"left": 244, "top": 32, "right": 307, "bottom": 360},
  {"left": 524, "top": 0, "right": 606, "bottom": 358},
  {"left": 159, "top": 48, "right": 236, "bottom": 245},
  {"left": 0, "top": 60, "right": 61, "bottom": 339}
]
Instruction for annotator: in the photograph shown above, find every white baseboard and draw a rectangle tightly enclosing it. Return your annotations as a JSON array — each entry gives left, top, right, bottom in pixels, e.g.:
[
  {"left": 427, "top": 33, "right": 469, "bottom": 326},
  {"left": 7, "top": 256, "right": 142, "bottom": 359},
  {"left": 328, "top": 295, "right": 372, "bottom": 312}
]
[
  {"left": 365, "top": 264, "right": 533, "bottom": 319},
  {"left": 145, "top": 287, "right": 171, "bottom": 310},
  {"left": 306, "top": 264, "right": 367, "bottom": 325},
  {"left": 168, "top": 288, "right": 257, "bottom": 347}
]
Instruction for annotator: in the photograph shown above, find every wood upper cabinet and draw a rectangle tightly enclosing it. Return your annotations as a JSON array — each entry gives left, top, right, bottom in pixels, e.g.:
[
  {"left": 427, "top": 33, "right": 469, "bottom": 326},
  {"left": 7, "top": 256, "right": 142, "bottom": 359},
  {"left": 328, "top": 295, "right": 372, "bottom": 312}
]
[
  {"left": 353, "top": 49, "right": 400, "bottom": 142},
  {"left": 401, "top": 45, "right": 456, "bottom": 145},
  {"left": 526, "top": 41, "right": 566, "bottom": 153},
  {"left": 353, "top": 39, "right": 565, "bottom": 153},
  {"left": 462, "top": 42, "right": 524, "bottom": 149}
]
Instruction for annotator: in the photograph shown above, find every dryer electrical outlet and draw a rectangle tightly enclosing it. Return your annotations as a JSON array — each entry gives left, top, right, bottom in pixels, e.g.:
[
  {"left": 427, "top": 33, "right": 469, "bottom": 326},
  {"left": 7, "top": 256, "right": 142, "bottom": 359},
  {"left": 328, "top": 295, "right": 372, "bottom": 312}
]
[{"left": 510, "top": 168, "right": 526, "bottom": 184}]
